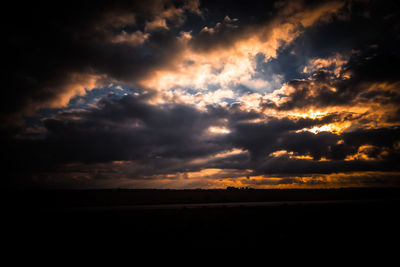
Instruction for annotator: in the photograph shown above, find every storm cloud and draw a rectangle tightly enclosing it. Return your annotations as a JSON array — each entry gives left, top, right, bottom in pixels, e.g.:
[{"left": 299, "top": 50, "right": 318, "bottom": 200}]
[{"left": 3, "top": 0, "right": 400, "bottom": 189}]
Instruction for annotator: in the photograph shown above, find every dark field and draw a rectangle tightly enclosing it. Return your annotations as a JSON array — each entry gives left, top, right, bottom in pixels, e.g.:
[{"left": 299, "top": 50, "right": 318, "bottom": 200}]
[{"left": 3, "top": 188, "right": 400, "bottom": 252}]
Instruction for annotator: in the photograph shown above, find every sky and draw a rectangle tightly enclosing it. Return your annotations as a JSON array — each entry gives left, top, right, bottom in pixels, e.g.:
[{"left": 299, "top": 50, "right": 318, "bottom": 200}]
[{"left": 2, "top": 0, "right": 400, "bottom": 189}]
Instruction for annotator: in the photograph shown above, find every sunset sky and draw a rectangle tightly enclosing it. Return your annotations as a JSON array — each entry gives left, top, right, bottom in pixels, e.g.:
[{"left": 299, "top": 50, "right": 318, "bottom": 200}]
[{"left": 3, "top": 0, "right": 400, "bottom": 189}]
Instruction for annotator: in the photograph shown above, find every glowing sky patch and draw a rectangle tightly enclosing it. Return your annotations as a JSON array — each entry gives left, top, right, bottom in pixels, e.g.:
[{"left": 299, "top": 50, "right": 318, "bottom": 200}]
[{"left": 208, "top": 126, "right": 231, "bottom": 134}]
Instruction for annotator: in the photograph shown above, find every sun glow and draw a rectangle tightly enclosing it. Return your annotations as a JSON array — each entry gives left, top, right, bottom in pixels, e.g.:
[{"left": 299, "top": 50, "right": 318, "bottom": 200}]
[
  {"left": 288, "top": 109, "right": 329, "bottom": 119},
  {"left": 297, "top": 121, "right": 352, "bottom": 134},
  {"left": 208, "top": 126, "right": 231, "bottom": 134}
]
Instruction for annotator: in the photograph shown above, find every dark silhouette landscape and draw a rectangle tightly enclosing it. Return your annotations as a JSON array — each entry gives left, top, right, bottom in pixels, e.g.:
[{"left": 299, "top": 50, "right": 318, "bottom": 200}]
[{"left": 4, "top": 188, "right": 400, "bottom": 251}]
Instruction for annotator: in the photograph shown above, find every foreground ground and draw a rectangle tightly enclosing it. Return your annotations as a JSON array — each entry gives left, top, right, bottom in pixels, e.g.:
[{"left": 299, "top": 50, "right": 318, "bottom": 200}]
[{"left": 3, "top": 188, "right": 400, "bottom": 252}]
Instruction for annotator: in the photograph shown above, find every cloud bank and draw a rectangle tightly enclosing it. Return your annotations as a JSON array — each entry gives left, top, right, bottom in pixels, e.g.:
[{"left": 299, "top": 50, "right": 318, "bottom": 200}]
[{"left": 3, "top": 0, "right": 400, "bottom": 189}]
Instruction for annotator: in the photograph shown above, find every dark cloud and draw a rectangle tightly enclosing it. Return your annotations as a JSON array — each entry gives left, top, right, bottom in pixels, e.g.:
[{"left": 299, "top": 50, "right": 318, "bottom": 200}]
[
  {"left": 342, "top": 127, "right": 400, "bottom": 149},
  {"left": 42, "top": 95, "right": 223, "bottom": 163},
  {"left": 188, "top": 16, "right": 246, "bottom": 53},
  {"left": 264, "top": 51, "right": 400, "bottom": 114},
  {"left": 4, "top": 92, "right": 400, "bottom": 188},
  {"left": 227, "top": 115, "right": 340, "bottom": 158},
  {"left": 3, "top": 0, "right": 201, "bottom": 130},
  {"left": 290, "top": 0, "right": 400, "bottom": 59},
  {"left": 8, "top": 93, "right": 399, "bottom": 178}
]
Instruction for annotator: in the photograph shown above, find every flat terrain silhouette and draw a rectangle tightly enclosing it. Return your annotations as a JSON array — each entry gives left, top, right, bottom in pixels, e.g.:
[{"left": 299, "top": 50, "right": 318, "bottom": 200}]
[{"left": 3, "top": 188, "right": 400, "bottom": 251}]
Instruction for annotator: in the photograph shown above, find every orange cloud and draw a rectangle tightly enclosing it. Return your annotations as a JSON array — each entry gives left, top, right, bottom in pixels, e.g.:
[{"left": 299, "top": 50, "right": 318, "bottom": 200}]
[
  {"left": 139, "top": 1, "right": 345, "bottom": 103},
  {"left": 145, "top": 0, "right": 201, "bottom": 31},
  {"left": 111, "top": 30, "right": 150, "bottom": 46},
  {"left": 303, "top": 53, "right": 350, "bottom": 78},
  {"left": 145, "top": 17, "right": 169, "bottom": 31},
  {"left": 47, "top": 73, "right": 104, "bottom": 109}
]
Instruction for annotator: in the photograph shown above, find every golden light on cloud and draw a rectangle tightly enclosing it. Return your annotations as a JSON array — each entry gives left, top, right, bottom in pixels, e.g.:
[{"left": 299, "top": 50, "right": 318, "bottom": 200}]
[
  {"left": 303, "top": 53, "right": 349, "bottom": 77},
  {"left": 138, "top": 0, "right": 346, "bottom": 109},
  {"left": 215, "top": 148, "right": 246, "bottom": 158},
  {"left": 208, "top": 126, "right": 231, "bottom": 134},
  {"left": 48, "top": 73, "right": 104, "bottom": 109},
  {"left": 98, "top": 170, "right": 400, "bottom": 189},
  {"left": 111, "top": 30, "right": 149, "bottom": 46},
  {"left": 299, "top": 121, "right": 352, "bottom": 135},
  {"left": 189, "top": 148, "right": 247, "bottom": 166},
  {"left": 140, "top": 42, "right": 259, "bottom": 92},
  {"left": 186, "top": 168, "right": 222, "bottom": 178},
  {"left": 288, "top": 109, "right": 329, "bottom": 119},
  {"left": 269, "top": 150, "right": 291, "bottom": 158},
  {"left": 344, "top": 145, "right": 388, "bottom": 161},
  {"left": 269, "top": 150, "right": 315, "bottom": 160},
  {"left": 183, "top": 168, "right": 253, "bottom": 187}
]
